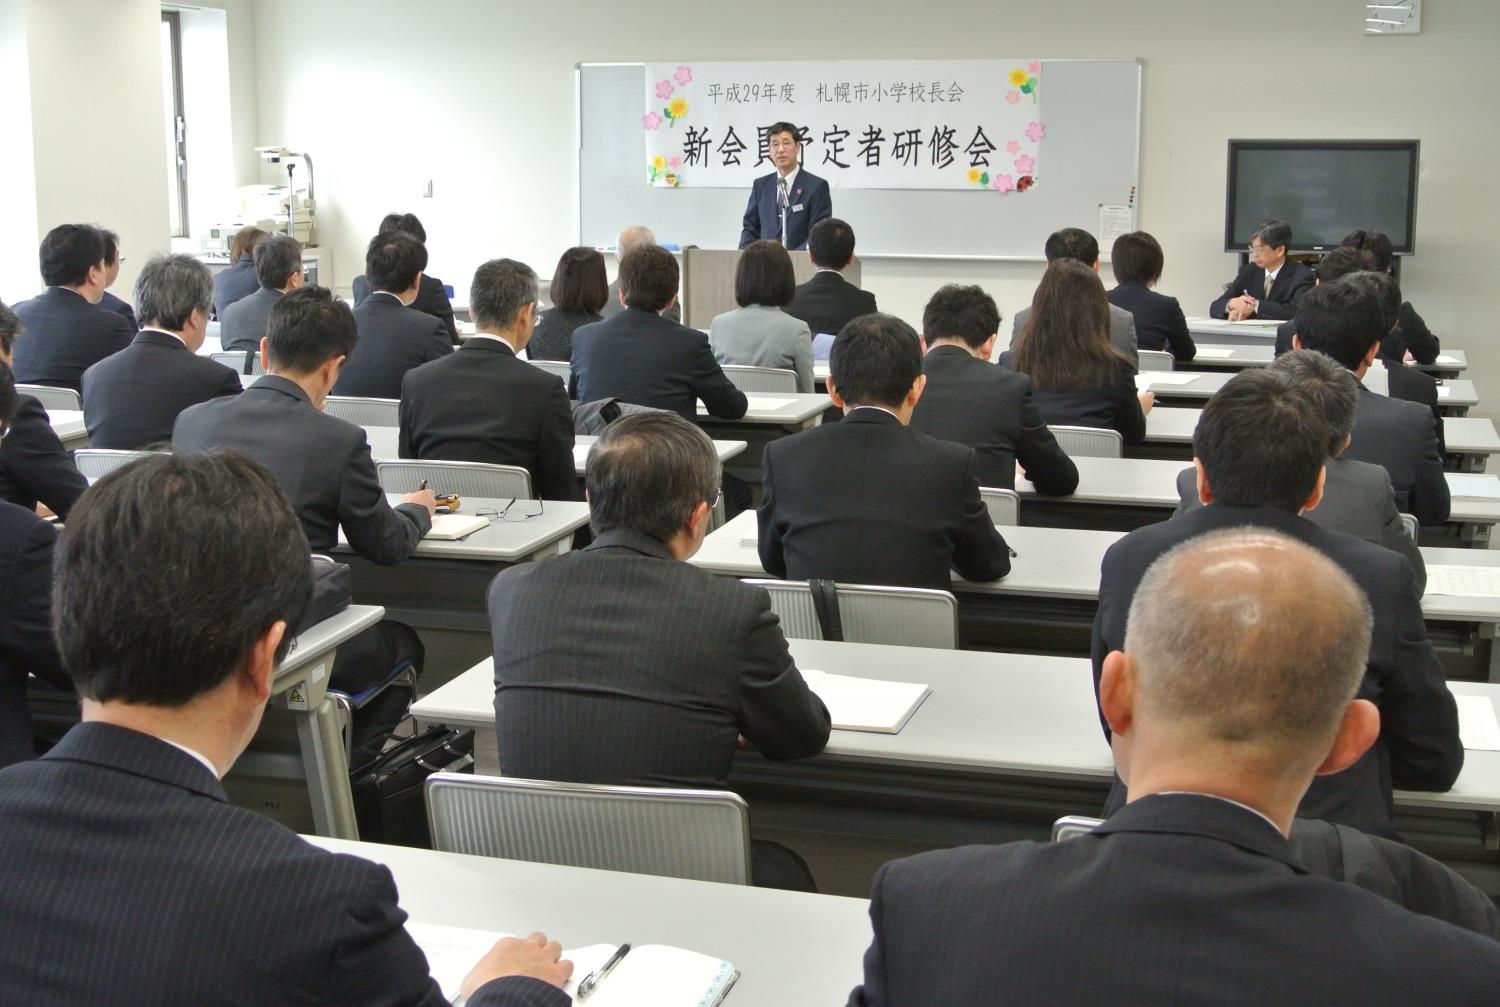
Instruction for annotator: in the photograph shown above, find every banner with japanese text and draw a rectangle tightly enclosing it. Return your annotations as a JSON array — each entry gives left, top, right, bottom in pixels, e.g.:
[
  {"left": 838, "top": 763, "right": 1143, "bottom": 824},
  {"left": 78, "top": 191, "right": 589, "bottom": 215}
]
[{"left": 641, "top": 60, "right": 1044, "bottom": 192}]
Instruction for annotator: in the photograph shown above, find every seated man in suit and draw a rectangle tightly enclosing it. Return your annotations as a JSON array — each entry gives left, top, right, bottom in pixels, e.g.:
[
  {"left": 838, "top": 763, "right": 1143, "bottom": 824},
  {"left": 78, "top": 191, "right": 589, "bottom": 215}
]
[
  {"left": 1273, "top": 245, "right": 1372, "bottom": 356},
  {"left": 1094, "top": 367, "right": 1459, "bottom": 838},
  {"left": 220, "top": 234, "right": 304, "bottom": 353},
  {"left": 488, "top": 411, "right": 831, "bottom": 890},
  {"left": 738, "top": 121, "right": 833, "bottom": 251},
  {"left": 96, "top": 229, "right": 138, "bottom": 330},
  {"left": 1210, "top": 217, "right": 1315, "bottom": 320},
  {"left": 598, "top": 225, "right": 682, "bottom": 324},
  {"left": 849, "top": 529, "right": 1500, "bottom": 1006},
  {"left": 11, "top": 224, "right": 136, "bottom": 392},
  {"left": 352, "top": 212, "right": 459, "bottom": 343},
  {"left": 1176, "top": 349, "right": 1425, "bottom": 592},
  {"left": 0, "top": 302, "right": 87, "bottom": 519},
  {"left": 82, "top": 255, "right": 241, "bottom": 450},
  {"left": 1345, "top": 227, "right": 1440, "bottom": 364},
  {"left": 0, "top": 450, "right": 571, "bottom": 1006},
  {"left": 333, "top": 231, "right": 452, "bottom": 399},
  {"left": 786, "top": 218, "right": 878, "bottom": 349},
  {"left": 1292, "top": 277, "right": 1449, "bottom": 526},
  {"left": 910, "top": 284, "right": 1078, "bottom": 495},
  {"left": 759, "top": 313, "right": 1010, "bottom": 590},
  {"left": 212, "top": 226, "right": 267, "bottom": 319},
  {"left": 1010, "top": 227, "right": 1138, "bottom": 367},
  {"left": 400, "top": 258, "right": 577, "bottom": 501}
]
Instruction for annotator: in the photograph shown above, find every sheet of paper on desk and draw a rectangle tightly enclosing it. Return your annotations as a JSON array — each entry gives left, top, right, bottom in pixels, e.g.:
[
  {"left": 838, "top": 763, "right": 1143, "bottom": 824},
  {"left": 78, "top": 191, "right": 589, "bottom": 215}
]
[
  {"left": 1194, "top": 347, "right": 1235, "bottom": 358},
  {"left": 1226, "top": 319, "right": 1280, "bottom": 327},
  {"left": 1455, "top": 695, "right": 1500, "bottom": 752},
  {"left": 1134, "top": 372, "right": 1202, "bottom": 389},
  {"left": 424, "top": 514, "right": 491, "bottom": 540},
  {"left": 573, "top": 445, "right": 590, "bottom": 465},
  {"left": 1436, "top": 354, "right": 1463, "bottom": 366},
  {"left": 1436, "top": 385, "right": 1452, "bottom": 399},
  {"left": 746, "top": 396, "right": 796, "bottom": 410},
  {"left": 801, "top": 669, "right": 931, "bottom": 734},
  {"left": 1423, "top": 565, "right": 1500, "bottom": 598},
  {"left": 1446, "top": 474, "right": 1500, "bottom": 500}
]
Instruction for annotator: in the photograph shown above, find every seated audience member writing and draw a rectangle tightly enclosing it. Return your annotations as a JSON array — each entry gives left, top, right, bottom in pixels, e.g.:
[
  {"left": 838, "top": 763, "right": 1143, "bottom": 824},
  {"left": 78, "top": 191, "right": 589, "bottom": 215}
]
[
  {"left": 220, "top": 234, "right": 304, "bottom": 353},
  {"left": 1106, "top": 231, "right": 1195, "bottom": 361},
  {"left": 1273, "top": 245, "right": 1375, "bottom": 356},
  {"left": 758, "top": 313, "right": 1009, "bottom": 590},
  {"left": 1292, "top": 277, "right": 1449, "bottom": 526},
  {"left": 1347, "top": 269, "right": 1444, "bottom": 455},
  {"left": 335, "top": 231, "right": 453, "bottom": 399},
  {"left": 1210, "top": 217, "right": 1315, "bottom": 321},
  {"left": 11, "top": 224, "right": 136, "bottom": 393},
  {"left": 1001, "top": 259, "right": 1153, "bottom": 446},
  {"left": 1176, "top": 350, "right": 1425, "bottom": 593},
  {"left": 96, "top": 229, "right": 137, "bottom": 330},
  {"left": 399, "top": 259, "right": 577, "bottom": 501},
  {"left": 0, "top": 302, "right": 87, "bottom": 519},
  {"left": 0, "top": 451, "right": 572, "bottom": 1006},
  {"left": 212, "top": 226, "right": 267, "bottom": 319},
  {"left": 1343, "top": 228, "right": 1439, "bottom": 364},
  {"left": 709, "top": 239, "right": 814, "bottom": 392},
  {"left": 849, "top": 530, "right": 1500, "bottom": 1006},
  {"left": 785, "top": 218, "right": 878, "bottom": 350},
  {"left": 353, "top": 213, "right": 459, "bottom": 344},
  {"left": 1094, "top": 367, "right": 1459, "bottom": 837},
  {"left": 82, "top": 255, "right": 241, "bottom": 450},
  {"left": 599, "top": 226, "right": 682, "bottom": 324},
  {"left": 528, "top": 247, "right": 607, "bottom": 362},
  {"left": 1011, "top": 227, "right": 1137, "bottom": 366},
  {"left": 488, "top": 411, "right": 831, "bottom": 890},
  {"left": 738, "top": 121, "right": 833, "bottom": 252},
  {"left": 909, "top": 284, "right": 1078, "bottom": 494}
]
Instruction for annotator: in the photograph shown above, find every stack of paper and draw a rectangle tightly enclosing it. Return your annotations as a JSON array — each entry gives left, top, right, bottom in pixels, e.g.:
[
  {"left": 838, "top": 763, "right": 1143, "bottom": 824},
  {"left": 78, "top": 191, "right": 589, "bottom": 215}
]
[
  {"left": 1134, "top": 372, "right": 1202, "bottom": 390},
  {"left": 1446, "top": 474, "right": 1500, "bottom": 501},
  {"left": 746, "top": 396, "right": 796, "bottom": 410},
  {"left": 801, "top": 669, "right": 931, "bottom": 734},
  {"left": 1194, "top": 347, "right": 1235, "bottom": 359},
  {"left": 424, "top": 514, "right": 491, "bottom": 540},
  {"left": 1423, "top": 565, "right": 1500, "bottom": 598},
  {"left": 1455, "top": 695, "right": 1500, "bottom": 752}
]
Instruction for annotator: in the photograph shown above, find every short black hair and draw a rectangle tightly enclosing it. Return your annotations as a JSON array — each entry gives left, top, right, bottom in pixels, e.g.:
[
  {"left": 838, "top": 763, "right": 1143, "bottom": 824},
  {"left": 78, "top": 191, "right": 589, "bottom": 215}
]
[
  {"left": 829, "top": 313, "right": 922, "bottom": 408},
  {"left": 1344, "top": 270, "right": 1402, "bottom": 334},
  {"left": 1314, "top": 245, "right": 1374, "bottom": 283},
  {"left": 586, "top": 411, "right": 720, "bottom": 542},
  {"left": 767, "top": 121, "right": 800, "bottom": 142},
  {"left": 1194, "top": 369, "right": 1328, "bottom": 513},
  {"left": 1110, "top": 231, "right": 1164, "bottom": 286},
  {"left": 1269, "top": 349, "right": 1359, "bottom": 455},
  {"left": 254, "top": 235, "right": 303, "bottom": 289},
  {"left": 735, "top": 240, "right": 796, "bottom": 308},
  {"left": 0, "top": 360, "right": 16, "bottom": 436},
  {"left": 365, "top": 231, "right": 428, "bottom": 293},
  {"left": 808, "top": 218, "right": 856, "bottom": 269},
  {"left": 0, "top": 299, "right": 20, "bottom": 358},
  {"left": 1252, "top": 219, "right": 1292, "bottom": 251},
  {"left": 618, "top": 244, "right": 678, "bottom": 313},
  {"left": 922, "top": 284, "right": 1000, "bottom": 350},
  {"left": 54, "top": 451, "right": 311, "bottom": 706},
  {"left": 1342, "top": 229, "right": 1394, "bottom": 272},
  {"left": 378, "top": 212, "right": 427, "bottom": 243},
  {"left": 100, "top": 229, "right": 121, "bottom": 267},
  {"left": 1043, "top": 227, "right": 1099, "bottom": 265},
  {"left": 266, "top": 285, "right": 357, "bottom": 374},
  {"left": 470, "top": 258, "right": 538, "bottom": 330},
  {"left": 39, "top": 224, "right": 109, "bottom": 287},
  {"left": 550, "top": 247, "right": 608, "bottom": 314},
  {"left": 1291, "top": 278, "right": 1385, "bottom": 371}
]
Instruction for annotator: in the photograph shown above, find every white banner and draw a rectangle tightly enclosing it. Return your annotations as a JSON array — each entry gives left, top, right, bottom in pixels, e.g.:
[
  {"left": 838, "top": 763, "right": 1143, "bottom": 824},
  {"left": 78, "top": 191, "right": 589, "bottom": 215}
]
[{"left": 641, "top": 59, "right": 1044, "bottom": 192}]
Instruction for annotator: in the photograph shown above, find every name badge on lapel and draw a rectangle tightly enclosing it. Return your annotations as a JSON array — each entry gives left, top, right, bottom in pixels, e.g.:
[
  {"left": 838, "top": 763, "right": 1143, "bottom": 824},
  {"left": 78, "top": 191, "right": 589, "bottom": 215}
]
[{"left": 792, "top": 203, "right": 805, "bottom": 213}]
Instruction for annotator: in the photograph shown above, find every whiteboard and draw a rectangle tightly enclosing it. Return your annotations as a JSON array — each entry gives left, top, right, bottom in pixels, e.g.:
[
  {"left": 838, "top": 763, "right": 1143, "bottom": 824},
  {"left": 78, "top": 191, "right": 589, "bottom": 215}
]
[{"left": 578, "top": 60, "right": 1141, "bottom": 260}]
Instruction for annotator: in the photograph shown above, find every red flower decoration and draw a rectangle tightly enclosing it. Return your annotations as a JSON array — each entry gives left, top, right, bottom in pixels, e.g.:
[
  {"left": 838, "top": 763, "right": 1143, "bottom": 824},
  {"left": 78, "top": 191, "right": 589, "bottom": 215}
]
[{"left": 1016, "top": 175, "right": 1035, "bottom": 191}]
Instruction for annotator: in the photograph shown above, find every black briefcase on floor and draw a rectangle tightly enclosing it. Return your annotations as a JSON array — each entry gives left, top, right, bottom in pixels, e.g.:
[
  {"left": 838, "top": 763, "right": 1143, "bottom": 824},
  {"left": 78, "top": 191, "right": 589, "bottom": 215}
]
[{"left": 352, "top": 726, "right": 475, "bottom": 848}]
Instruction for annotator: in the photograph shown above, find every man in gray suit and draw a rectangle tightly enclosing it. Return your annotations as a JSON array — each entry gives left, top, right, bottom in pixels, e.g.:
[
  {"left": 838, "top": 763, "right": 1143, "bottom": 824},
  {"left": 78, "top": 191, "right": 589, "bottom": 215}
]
[
  {"left": 1175, "top": 349, "right": 1424, "bottom": 592},
  {"left": 1010, "top": 227, "right": 1137, "bottom": 367},
  {"left": 220, "top": 235, "right": 303, "bottom": 353},
  {"left": 599, "top": 225, "right": 682, "bottom": 324}
]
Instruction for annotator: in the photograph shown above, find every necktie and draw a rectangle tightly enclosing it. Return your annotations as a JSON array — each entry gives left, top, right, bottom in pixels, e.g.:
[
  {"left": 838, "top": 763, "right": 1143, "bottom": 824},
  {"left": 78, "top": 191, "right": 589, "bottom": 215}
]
[
  {"left": 1263, "top": 272, "right": 1273, "bottom": 299},
  {"left": 777, "top": 178, "right": 789, "bottom": 248}
]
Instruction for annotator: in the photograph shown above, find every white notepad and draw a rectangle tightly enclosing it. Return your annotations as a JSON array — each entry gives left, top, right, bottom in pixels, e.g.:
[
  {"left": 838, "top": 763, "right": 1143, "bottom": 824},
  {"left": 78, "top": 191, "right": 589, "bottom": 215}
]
[
  {"left": 1423, "top": 565, "right": 1500, "bottom": 598},
  {"left": 424, "top": 514, "right": 491, "bottom": 540},
  {"left": 801, "top": 669, "right": 931, "bottom": 734},
  {"left": 1446, "top": 474, "right": 1500, "bottom": 501},
  {"left": 1134, "top": 372, "right": 1201, "bottom": 389},
  {"left": 1194, "top": 347, "right": 1235, "bottom": 359},
  {"left": 1455, "top": 695, "right": 1500, "bottom": 752}
]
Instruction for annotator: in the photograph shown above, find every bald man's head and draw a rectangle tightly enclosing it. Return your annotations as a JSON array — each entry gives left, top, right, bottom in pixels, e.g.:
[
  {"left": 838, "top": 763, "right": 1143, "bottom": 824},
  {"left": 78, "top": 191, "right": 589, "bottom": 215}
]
[{"left": 617, "top": 226, "right": 658, "bottom": 257}]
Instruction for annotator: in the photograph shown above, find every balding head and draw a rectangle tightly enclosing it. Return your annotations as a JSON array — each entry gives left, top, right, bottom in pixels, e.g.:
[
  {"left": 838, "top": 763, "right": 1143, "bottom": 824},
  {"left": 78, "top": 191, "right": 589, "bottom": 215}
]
[{"left": 616, "top": 226, "right": 658, "bottom": 257}]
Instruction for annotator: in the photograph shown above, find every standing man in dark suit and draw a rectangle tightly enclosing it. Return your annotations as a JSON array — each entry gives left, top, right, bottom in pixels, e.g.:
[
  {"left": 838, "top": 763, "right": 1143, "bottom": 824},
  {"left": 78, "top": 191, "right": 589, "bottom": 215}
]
[
  {"left": 1010, "top": 228, "right": 1138, "bottom": 367},
  {"left": 759, "top": 313, "right": 1009, "bottom": 590},
  {"left": 334, "top": 231, "right": 452, "bottom": 399},
  {"left": 96, "top": 229, "right": 138, "bottom": 330},
  {"left": 598, "top": 226, "right": 682, "bottom": 325},
  {"left": 220, "top": 234, "right": 303, "bottom": 352},
  {"left": 0, "top": 450, "right": 572, "bottom": 1006},
  {"left": 212, "top": 226, "right": 268, "bottom": 319},
  {"left": 849, "top": 530, "right": 1500, "bottom": 1007},
  {"left": 0, "top": 303, "right": 87, "bottom": 518},
  {"left": 82, "top": 255, "right": 241, "bottom": 450},
  {"left": 489, "top": 411, "right": 831, "bottom": 890},
  {"left": 400, "top": 258, "right": 577, "bottom": 501},
  {"left": 786, "top": 218, "right": 878, "bottom": 343},
  {"left": 352, "top": 212, "right": 459, "bottom": 344},
  {"left": 738, "top": 122, "right": 832, "bottom": 251},
  {"left": 1210, "top": 217, "right": 1315, "bottom": 320},
  {"left": 910, "top": 284, "right": 1077, "bottom": 494},
  {"left": 11, "top": 224, "right": 136, "bottom": 392},
  {"left": 1093, "top": 368, "right": 1460, "bottom": 837}
]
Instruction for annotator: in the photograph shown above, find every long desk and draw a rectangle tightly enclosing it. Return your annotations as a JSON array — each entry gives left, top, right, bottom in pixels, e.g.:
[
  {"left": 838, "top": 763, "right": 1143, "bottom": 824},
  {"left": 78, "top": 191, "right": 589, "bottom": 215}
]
[
  {"left": 1137, "top": 371, "right": 1477, "bottom": 414},
  {"left": 1185, "top": 316, "right": 1280, "bottom": 345},
  {"left": 1192, "top": 342, "right": 1470, "bottom": 378},
  {"left": 361, "top": 428, "right": 748, "bottom": 475},
  {"left": 697, "top": 392, "right": 829, "bottom": 431}
]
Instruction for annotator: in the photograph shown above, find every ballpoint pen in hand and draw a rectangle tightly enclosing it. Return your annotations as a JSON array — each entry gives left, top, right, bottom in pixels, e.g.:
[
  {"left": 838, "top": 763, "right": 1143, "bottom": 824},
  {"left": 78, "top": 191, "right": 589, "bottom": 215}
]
[{"left": 577, "top": 943, "right": 631, "bottom": 1000}]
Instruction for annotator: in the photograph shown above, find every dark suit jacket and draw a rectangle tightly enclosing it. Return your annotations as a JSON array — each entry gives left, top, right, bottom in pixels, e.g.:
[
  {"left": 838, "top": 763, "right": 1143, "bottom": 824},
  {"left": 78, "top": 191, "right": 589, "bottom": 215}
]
[
  {"left": 785, "top": 270, "right": 877, "bottom": 338},
  {"left": 1209, "top": 259, "right": 1315, "bottom": 320},
  {"left": 1345, "top": 384, "right": 1450, "bottom": 526},
  {"left": 81, "top": 330, "right": 241, "bottom": 450},
  {"left": 910, "top": 344, "right": 1078, "bottom": 494},
  {"left": 599, "top": 281, "right": 681, "bottom": 325},
  {"left": 738, "top": 169, "right": 833, "bottom": 251},
  {"left": 98, "top": 290, "right": 138, "bottom": 330},
  {"left": 846, "top": 794, "right": 1500, "bottom": 1007},
  {"left": 1387, "top": 300, "right": 1439, "bottom": 364},
  {"left": 335, "top": 292, "right": 453, "bottom": 399},
  {"left": 0, "top": 394, "right": 88, "bottom": 518},
  {"left": 1091, "top": 504, "right": 1461, "bottom": 837},
  {"left": 0, "top": 502, "right": 67, "bottom": 769},
  {"left": 528, "top": 308, "right": 601, "bottom": 362},
  {"left": 1011, "top": 302, "right": 1138, "bottom": 367},
  {"left": 173, "top": 376, "right": 431, "bottom": 562},
  {"left": 570, "top": 308, "right": 747, "bottom": 421},
  {"left": 488, "top": 528, "right": 831, "bottom": 789},
  {"left": 212, "top": 256, "right": 260, "bottom": 319},
  {"left": 11, "top": 287, "right": 136, "bottom": 393},
  {"left": 999, "top": 353, "right": 1146, "bottom": 445},
  {"left": 354, "top": 274, "right": 459, "bottom": 344},
  {"left": 758, "top": 408, "right": 1009, "bottom": 590},
  {"left": 399, "top": 338, "right": 578, "bottom": 501},
  {"left": 219, "top": 286, "right": 282, "bottom": 352},
  {"left": 0, "top": 722, "right": 564, "bottom": 1006},
  {"left": 1107, "top": 281, "right": 1196, "bottom": 361}
]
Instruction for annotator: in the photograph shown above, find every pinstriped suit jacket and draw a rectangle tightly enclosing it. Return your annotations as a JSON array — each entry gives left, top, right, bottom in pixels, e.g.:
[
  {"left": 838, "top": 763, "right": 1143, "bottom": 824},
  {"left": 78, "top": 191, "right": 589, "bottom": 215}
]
[{"left": 0, "top": 723, "right": 565, "bottom": 1007}]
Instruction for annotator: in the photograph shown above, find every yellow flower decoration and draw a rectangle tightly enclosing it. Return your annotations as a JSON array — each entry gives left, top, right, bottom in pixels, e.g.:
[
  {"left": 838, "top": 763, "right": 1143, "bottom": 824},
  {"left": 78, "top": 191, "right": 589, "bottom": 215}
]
[
  {"left": 1009, "top": 69, "right": 1027, "bottom": 87},
  {"left": 652, "top": 155, "right": 666, "bottom": 170},
  {"left": 967, "top": 167, "right": 981, "bottom": 183},
  {"left": 667, "top": 97, "right": 688, "bottom": 118}
]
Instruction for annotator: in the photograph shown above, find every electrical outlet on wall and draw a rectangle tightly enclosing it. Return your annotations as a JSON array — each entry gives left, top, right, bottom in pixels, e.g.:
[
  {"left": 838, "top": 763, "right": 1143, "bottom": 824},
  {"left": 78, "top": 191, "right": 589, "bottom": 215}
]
[{"left": 422, "top": 179, "right": 434, "bottom": 198}]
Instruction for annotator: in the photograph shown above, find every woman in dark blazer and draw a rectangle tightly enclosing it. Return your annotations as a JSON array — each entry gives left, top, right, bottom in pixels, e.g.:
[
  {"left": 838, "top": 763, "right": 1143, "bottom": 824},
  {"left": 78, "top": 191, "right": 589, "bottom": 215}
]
[
  {"left": 1002, "top": 259, "right": 1153, "bottom": 445},
  {"left": 530, "top": 247, "right": 608, "bottom": 362},
  {"left": 1106, "top": 231, "right": 1196, "bottom": 362}
]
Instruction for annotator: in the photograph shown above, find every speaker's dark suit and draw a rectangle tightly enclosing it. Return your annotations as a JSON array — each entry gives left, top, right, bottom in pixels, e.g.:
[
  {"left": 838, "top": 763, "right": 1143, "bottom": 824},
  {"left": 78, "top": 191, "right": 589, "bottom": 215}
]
[
  {"left": 0, "top": 394, "right": 88, "bottom": 519},
  {"left": 785, "top": 270, "right": 877, "bottom": 338},
  {"left": 758, "top": 408, "right": 1010, "bottom": 590},
  {"left": 399, "top": 338, "right": 578, "bottom": 501},
  {"left": 846, "top": 793, "right": 1500, "bottom": 1007},
  {"left": 81, "top": 330, "right": 241, "bottom": 450},
  {"left": 219, "top": 286, "right": 282, "bottom": 352},
  {"left": 353, "top": 274, "right": 459, "bottom": 345},
  {"left": 1091, "top": 504, "right": 1460, "bottom": 837},
  {"left": 1209, "top": 259, "right": 1315, "bottom": 320},
  {"left": 0, "top": 502, "right": 67, "bottom": 768},
  {"left": 212, "top": 255, "right": 259, "bottom": 319},
  {"left": 0, "top": 722, "right": 565, "bottom": 1006},
  {"left": 910, "top": 344, "right": 1078, "bottom": 494},
  {"left": 569, "top": 308, "right": 747, "bottom": 421},
  {"left": 1344, "top": 385, "right": 1450, "bottom": 526},
  {"left": 173, "top": 376, "right": 430, "bottom": 562},
  {"left": 738, "top": 169, "right": 833, "bottom": 251},
  {"left": 334, "top": 292, "right": 452, "bottom": 400},
  {"left": 1107, "top": 281, "right": 1196, "bottom": 361},
  {"left": 98, "top": 291, "right": 138, "bottom": 330},
  {"left": 11, "top": 287, "right": 135, "bottom": 393}
]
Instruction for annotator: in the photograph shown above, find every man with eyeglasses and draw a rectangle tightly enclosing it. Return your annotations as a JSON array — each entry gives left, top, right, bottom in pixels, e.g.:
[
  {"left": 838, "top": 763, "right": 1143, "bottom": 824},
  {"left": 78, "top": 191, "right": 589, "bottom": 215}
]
[
  {"left": 1210, "top": 218, "right": 1315, "bottom": 321},
  {"left": 738, "top": 121, "right": 833, "bottom": 251}
]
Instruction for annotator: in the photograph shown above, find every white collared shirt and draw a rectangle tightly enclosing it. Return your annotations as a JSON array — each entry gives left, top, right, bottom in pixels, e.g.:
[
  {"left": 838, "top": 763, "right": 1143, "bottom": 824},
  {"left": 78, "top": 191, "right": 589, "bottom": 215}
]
[
  {"left": 1158, "top": 790, "right": 1284, "bottom": 835},
  {"left": 370, "top": 290, "right": 406, "bottom": 305},
  {"left": 140, "top": 326, "right": 187, "bottom": 348},
  {"left": 776, "top": 167, "right": 800, "bottom": 207},
  {"left": 846, "top": 404, "right": 902, "bottom": 421},
  {"left": 1264, "top": 263, "right": 1282, "bottom": 283},
  {"left": 162, "top": 738, "right": 221, "bottom": 779},
  {"left": 813, "top": 267, "right": 844, "bottom": 277},
  {"left": 468, "top": 332, "right": 520, "bottom": 354}
]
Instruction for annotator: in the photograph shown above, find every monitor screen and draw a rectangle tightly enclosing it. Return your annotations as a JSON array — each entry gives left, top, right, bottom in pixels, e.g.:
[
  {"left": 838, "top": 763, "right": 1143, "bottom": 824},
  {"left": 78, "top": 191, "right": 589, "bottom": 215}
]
[{"left": 1225, "top": 141, "right": 1419, "bottom": 253}]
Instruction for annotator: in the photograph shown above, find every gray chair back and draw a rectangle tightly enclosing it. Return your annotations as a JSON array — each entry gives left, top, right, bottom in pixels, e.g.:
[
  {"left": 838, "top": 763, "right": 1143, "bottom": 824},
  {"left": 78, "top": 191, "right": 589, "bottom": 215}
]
[
  {"left": 15, "top": 384, "right": 80, "bottom": 412},
  {"left": 1137, "top": 349, "right": 1175, "bottom": 372},
  {"left": 375, "top": 459, "right": 534, "bottom": 500},
  {"left": 980, "top": 487, "right": 1021, "bottom": 526},
  {"left": 744, "top": 579, "right": 959, "bottom": 649},
  {"left": 1052, "top": 815, "right": 1104, "bottom": 842},
  {"left": 1400, "top": 513, "right": 1418, "bottom": 542},
  {"left": 528, "top": 359, "right": 571, "bottom": 382},
  {"left": 721, "top": 365, "right": 798, "bottom": 393},
  {"left": 324, "top": 396, "right": 400, "bottom": 427},
  {"left": 210, "top": 350, "right": 265, "bottom": 376},
  {"left": 1047, "top": 425, "right": 1124, "bottom": 459},
  {"left": 75, "top": 448, "right": 166, "bottom": 482}
]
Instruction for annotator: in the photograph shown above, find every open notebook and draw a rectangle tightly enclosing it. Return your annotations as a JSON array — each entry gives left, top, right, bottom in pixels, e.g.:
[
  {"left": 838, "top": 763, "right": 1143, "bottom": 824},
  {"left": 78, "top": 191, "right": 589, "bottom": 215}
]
[
  {"left": 424, "top": 514, "right": 492, "bottom": 540},
  {"left": 407, "top": 921, "right": 738, "bottom": 1006},
  {"left": 801, "top": 669, "right": 930, "bottom": 734}
]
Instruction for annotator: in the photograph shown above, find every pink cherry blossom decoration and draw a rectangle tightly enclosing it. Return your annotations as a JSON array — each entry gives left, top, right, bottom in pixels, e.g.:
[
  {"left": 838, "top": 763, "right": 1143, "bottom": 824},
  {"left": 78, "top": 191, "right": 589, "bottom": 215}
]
[
  {"left": 674, "top": 66, "right": 693, "bottom": 86},
  {"left": 1005, "top": 140, "right": 1021, "bottom": 154},
  {"left": 668, "top": 155, "right": 682, "bottom": 169},
  {"left": 992, "top": 174, "right": 1015, "bottom": 193},
  {"left": 1027, "top": 61, "right": 1041, "bottom": 74},
  {"left": 642, "top": 112, "right": 662, "bottom": 130},
  {"left": 1014, "top": 154, "right": 1036, "bottom": 174},
  {"left": 1005, "top": 90, "right": 1020, "bottom": 105},
  {"left": 1025, "top": 121, "right": 1046, "bottom": 142},
  {"left": 655, "top": 80, "right": 674, "bottom": 100}
]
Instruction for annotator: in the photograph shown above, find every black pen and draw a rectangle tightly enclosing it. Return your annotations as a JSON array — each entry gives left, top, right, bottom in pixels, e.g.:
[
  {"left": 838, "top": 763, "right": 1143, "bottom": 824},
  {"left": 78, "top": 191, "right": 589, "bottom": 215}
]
[{"left": 577, "top": 943, "right": 631, "bottom": 1000}]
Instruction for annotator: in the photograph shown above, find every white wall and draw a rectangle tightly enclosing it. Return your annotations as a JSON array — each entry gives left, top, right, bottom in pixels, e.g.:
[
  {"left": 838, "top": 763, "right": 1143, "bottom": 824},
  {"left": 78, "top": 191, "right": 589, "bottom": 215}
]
[{"left": 0, "top": 0, "right": 40, "bottom": 306}]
